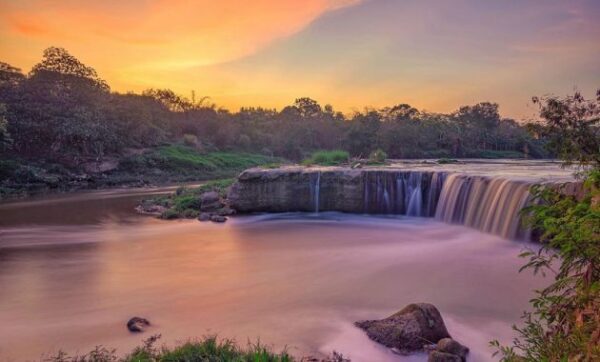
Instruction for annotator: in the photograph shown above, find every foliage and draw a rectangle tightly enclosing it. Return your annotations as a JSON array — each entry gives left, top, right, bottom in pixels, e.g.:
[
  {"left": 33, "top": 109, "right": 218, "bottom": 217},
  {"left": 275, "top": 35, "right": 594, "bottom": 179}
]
[
  {"left": 0, "top": 103, "right": 12, "bottom": 151},
  {"left": 530, "top": 90, "right": 600, "bottom": 168},
  {"left": 121, "top": 145, "right": 278, "bottom": 174},
  {"left": 145, "top": 179, "right": 235, "bottom": 219},
  {"left": 0, "top": 47, "right": 549, "bottom": 170},
  {"left": 368, "top": 149, "right": 387, "bottom": 164},
  {"left": 492, "top": 90, "right": 600, "bottom": 361},
  {"left": 303, "top": 150, "right": 349, "bottom": 166},
  {"left": 45, "top": 335, "right": 297, "bottom": 362},
  {"left": 492, "top": 171, "right": 600, "bottom": 361}
]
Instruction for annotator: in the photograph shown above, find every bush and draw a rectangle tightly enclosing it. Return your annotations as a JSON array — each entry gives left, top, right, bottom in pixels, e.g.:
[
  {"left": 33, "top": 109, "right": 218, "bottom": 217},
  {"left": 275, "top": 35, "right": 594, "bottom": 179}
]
[
  {"left": 174, "top": 195, "right": 201, "bottom": 211},
  {"left": 368, "top": 149, "right": 387, "bottom": 164},
  {"left": 160, "top": 209, "right": 179, "bottom": 219},
  {"left": 302, "top": 150, "right": 349, "bottom": 166},
  {"left": 436, "top": 158, "right": 459, "bottom": 164}
]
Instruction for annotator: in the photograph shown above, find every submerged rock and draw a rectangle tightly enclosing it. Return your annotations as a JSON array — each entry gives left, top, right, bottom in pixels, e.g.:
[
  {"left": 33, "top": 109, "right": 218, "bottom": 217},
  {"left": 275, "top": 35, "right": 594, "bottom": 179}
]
[
  {"left": 126, "top": 317, "right": 150, "bottom": 333},
  {"left": 355, "top": 303, "right": 451, "bottom": 353}
]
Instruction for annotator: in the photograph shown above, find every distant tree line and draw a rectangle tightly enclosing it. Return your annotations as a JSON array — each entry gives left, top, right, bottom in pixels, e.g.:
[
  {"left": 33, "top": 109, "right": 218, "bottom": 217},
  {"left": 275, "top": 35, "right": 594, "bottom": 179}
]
[{"left": 0, "top": 47, "right": 549, "bottom": 166}]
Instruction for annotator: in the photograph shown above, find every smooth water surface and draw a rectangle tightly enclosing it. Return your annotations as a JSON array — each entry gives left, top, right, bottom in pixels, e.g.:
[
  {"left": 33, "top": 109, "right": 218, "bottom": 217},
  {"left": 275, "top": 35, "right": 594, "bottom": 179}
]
[{"left": 0, "top": 184, "right": 546, "bottom": 361}]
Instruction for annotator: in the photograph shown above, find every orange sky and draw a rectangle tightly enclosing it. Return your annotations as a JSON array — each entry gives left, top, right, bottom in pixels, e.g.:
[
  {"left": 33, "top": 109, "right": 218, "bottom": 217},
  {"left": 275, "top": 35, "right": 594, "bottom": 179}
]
[{"left": 1, "top": 0, "right": 599, "bottom": 119}]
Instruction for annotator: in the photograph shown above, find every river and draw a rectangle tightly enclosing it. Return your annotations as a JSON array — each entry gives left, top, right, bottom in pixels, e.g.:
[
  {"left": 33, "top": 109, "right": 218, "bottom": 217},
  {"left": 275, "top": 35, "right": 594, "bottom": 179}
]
[{"left": 0, "top": 162, "right": 572, "bottom": 361}]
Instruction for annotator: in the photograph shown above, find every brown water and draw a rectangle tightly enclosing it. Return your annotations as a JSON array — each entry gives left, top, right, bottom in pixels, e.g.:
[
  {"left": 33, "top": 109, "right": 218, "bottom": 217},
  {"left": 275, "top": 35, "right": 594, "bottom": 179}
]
[{"left": 0, "top": 186, "right": 547, "bottom": 361}]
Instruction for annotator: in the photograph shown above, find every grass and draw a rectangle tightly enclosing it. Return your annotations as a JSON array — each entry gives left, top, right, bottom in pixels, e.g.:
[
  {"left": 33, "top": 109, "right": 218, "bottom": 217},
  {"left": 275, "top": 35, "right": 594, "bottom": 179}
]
[
  {"left": 152, "top": 145, "right": 278, "bottom": 172},
  {"left": 141, "top": 178, "right": 236, "bottom": 219},
  {"left": 45, "top": 335, "right": 301, "bottom": 362},
  {"left": 302, "top": 150, "right": 349, "bottom": 166}
]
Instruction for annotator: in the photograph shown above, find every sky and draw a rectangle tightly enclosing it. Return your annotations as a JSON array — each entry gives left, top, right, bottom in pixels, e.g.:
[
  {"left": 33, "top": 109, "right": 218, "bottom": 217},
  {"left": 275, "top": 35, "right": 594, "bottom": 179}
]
[{"left": 0, "top": 0, "right": 599, "bottom": 120}]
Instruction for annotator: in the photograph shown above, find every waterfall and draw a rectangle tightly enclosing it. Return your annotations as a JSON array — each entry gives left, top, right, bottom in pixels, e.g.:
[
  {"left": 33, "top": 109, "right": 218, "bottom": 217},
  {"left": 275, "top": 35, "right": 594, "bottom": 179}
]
[
  {"left": 301, "top": 169, "right": 535, "bottom": 240},
  {"left": 313, "top": 171, "right": 321, "bottom": 213},
  {"left": 405, "top": 172, "right": 423, "bottom": 216},
  {"left": 435, "top": 174, "right": 533, "bottom": 240}
]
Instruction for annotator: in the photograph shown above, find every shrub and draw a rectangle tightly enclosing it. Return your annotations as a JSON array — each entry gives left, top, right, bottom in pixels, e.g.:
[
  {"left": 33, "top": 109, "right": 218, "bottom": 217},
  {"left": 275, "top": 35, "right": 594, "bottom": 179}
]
[
  {"left": 160, "top": 209, "right": 179, "bottom": 220},
  {"left": 181, "top": 209, "right": 199, "bottom": 218},
  {"left": 436, "top": 158, "right": 459, "bottom": 164},
  {"left": 302, "top": 150, "right": 349, "bottom": 166},
  {"left": 174, "top": 195, "right": 201, "bottom": 211},
  {"left": 368, "top": 149, "right": 387, "bottom": 164}
]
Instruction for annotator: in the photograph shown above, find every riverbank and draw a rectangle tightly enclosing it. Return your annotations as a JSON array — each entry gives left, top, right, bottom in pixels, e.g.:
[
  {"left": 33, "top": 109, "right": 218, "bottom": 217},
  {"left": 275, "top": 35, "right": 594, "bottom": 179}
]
[{"left": 0, "top": 144, "right": 281, "bottom": 200}]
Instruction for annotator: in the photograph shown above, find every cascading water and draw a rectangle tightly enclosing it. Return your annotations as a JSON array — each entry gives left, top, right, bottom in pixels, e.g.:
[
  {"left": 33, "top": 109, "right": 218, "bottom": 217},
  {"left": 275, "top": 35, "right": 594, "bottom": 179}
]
[
  {"left": 405, "top": 172, "right": 423, "bottom": 216},
  {"left": 435, "top": 174, "right": 533, "bottom": 240},
  {"left": 302, "top": 169, "right": 538, "bottom": 240},
  {"left": 312, "top": 171, "right": 321, "bottom": 213}
]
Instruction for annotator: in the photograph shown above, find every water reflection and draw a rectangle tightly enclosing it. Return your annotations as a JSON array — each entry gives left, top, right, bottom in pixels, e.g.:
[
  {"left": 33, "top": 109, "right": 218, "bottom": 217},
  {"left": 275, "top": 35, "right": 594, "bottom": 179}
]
[{"left": 0, "top": 179, "right": 548, "bottom": 361}]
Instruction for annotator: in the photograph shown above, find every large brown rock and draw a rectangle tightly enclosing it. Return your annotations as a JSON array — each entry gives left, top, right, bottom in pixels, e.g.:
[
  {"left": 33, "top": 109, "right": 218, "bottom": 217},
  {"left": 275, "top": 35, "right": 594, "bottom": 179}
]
[
  {"left": 355, "top": 303, "right": 451, "bottom": 353},
  {"left": 428, "top": 351, "right": 462, "bottom": 362},
  {"left": 200, "top": 191, "right": 223, "bottom": 211},
  {"left": 436, "top": 338, "right": 469, "bottom": 361}
]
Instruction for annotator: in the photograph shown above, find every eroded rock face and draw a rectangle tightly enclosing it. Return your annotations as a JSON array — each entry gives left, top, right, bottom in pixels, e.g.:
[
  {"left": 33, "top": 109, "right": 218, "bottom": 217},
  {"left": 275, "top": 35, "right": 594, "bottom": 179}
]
[
  {"left": 355, "top": 303, "right": 451, "bottom": 353},
  {"left": 228, "top": 167, "right": 435, "bottom": 214}
]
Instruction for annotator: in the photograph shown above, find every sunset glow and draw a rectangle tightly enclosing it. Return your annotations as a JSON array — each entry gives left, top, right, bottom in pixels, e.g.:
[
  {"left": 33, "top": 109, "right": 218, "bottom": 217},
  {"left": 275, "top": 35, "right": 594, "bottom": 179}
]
[{"left": 1, "top": 0, "right": 599, "bottom": 118}]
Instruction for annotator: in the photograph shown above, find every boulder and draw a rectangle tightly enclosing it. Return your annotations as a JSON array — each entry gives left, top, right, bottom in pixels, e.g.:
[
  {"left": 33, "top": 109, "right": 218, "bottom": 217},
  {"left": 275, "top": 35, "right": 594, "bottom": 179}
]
[
  {"left": 428, "top": 351, "right": 462, "bottom": 362},
  {"left": 436, "top": 338, "right": 469, "bottom": 361},
  {"left": 355, "top": 303, "right": 451, "bottom": 353},
  {"left": 126, "top": 317, "right": 150, "bottom": 333},
  {"left": 197, "top": 212, "right": 212, "bottom": 221},
  {"left": 135, "top": 204, "right": 167, "bottom": 216},
  {"left": 216, "top": 207, "right": 236, "bottom": 216},
  {"left": 210, "top": 214, "right": 227, "bottom": 223},
  {"left": 200, "top": 191, "right": 223, "bottom": 211}
]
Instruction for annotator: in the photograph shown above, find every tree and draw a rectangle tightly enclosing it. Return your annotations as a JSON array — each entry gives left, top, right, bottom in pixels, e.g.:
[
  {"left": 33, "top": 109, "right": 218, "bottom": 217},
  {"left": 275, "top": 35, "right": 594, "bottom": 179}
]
[
  {"left": 0, "top": 62, "right": 25, "bottom": 87},
  {"left": 492, "top": 90, "right": 600, "bottom": 361},
  {"left": 530, "top": 91, "right": 600, "bottom": 168},
  {"left": 0, "top": 103, "right": 11, "bottom": 151},
  {"left": 293, "top": 97, "right": 322, "bottom": 119},
  {"left": 30, "top": 47, "right": 109, "bottom": 91}
]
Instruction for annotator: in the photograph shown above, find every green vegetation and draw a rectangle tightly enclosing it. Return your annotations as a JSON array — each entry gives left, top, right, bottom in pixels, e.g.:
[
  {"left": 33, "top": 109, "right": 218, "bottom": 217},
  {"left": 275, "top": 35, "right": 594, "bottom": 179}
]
[
  {"left": 492, "top": 90, "right": 600, "bottom": 361},
  {"left": 303, "top": 150, "right": 349, "bottom": 166},
  {"left": 140, "top": 179, "right": 236, "bottom": 219},
  {"left": 46, "top": 335, "right": 300, "bottom": 362},
  {"left": 367, "top": 149, "right": 387, "bottom": 164},
  {"left": 122, "top": 145, "right": 278, "bottom": 175},
  {"left": 0, "top": 47, "right": 555, "bottom": 199},
  {"left": 436, "top": 158, "right": 459, "bottom": 164}
]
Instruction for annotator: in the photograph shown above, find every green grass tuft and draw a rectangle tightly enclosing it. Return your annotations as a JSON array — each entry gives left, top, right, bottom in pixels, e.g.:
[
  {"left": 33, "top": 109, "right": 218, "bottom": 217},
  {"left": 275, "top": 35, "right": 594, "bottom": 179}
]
[{"left": 302, "top": 150, "right": 349, "bottom": 166}]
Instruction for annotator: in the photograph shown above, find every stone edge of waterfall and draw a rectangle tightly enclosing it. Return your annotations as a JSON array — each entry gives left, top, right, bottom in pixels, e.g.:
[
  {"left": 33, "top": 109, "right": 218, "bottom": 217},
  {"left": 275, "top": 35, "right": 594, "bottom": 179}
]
[{"left": 228, "top": 167, "right": 581, "bottom": 241}]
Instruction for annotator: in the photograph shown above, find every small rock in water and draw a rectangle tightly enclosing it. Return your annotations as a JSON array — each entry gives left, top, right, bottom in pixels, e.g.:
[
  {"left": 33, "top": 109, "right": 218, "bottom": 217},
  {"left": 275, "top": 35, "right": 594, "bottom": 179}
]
[
  {"left": 436, "top": 338, "right": 469, "bottom": 361},
  {"left": 428, "top": 351, "right": 462, "bottom": 362},
  {"left": 210, "top": 214, "right": 227, "bottom": 223},
  {"left": 126, "top": 317, "right": 150, "bottom": 333},
  {"left": 355, "top": 303, "right": 451, "bottom": 353}
]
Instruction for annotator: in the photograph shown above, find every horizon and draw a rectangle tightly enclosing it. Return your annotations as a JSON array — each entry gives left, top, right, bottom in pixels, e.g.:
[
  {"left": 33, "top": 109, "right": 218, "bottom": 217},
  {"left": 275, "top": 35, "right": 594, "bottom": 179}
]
[{"left": 1, "top": 0, "right": 599, "bottom": 120}]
